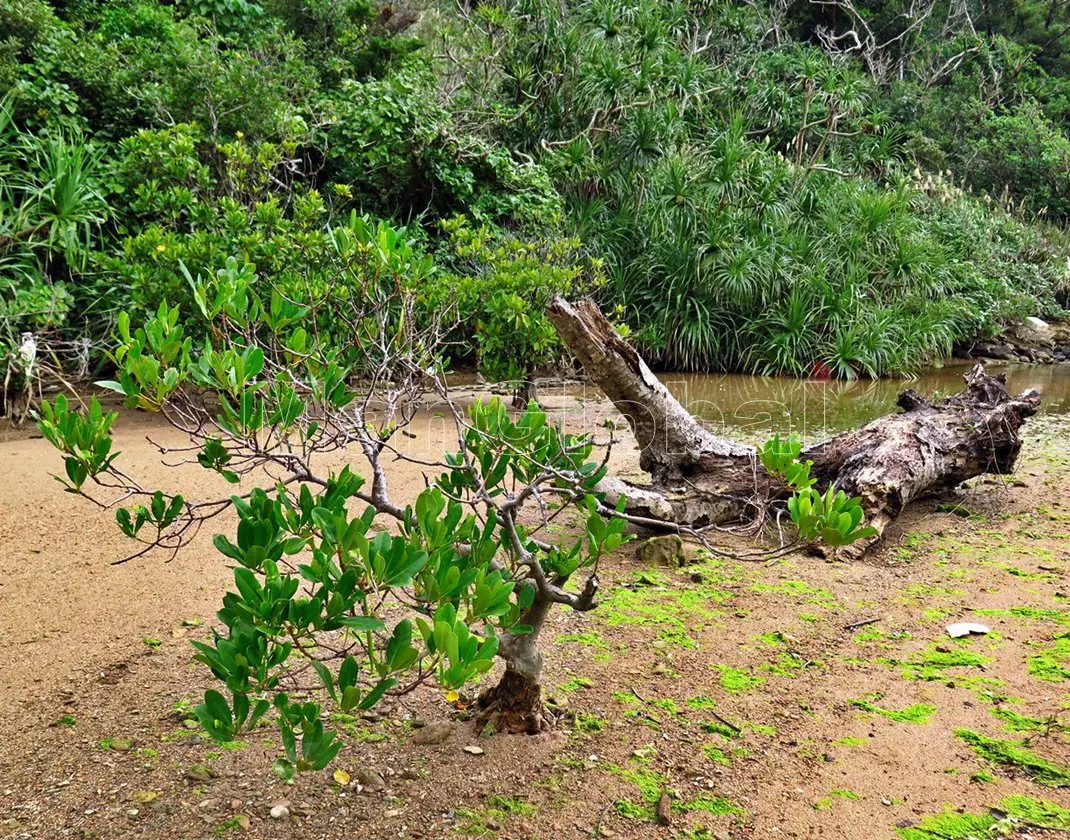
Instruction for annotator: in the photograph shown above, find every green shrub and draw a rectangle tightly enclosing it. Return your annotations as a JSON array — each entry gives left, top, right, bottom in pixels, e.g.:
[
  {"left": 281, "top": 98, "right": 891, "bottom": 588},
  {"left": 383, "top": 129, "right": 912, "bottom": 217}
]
[
  {"left": 323, "top": 61, "right": 560, "bottom": 224},
  {"left": 760, "top": 433, "right": 877, "bottom": 547},
  {"left": 104, "top": 123, "right": 336, "bottom": 319},
  {"left": 421, "top": 216, "right": 602, "bottom": 389},
  {"left": 39, "top": 223, "right": 632, "bottom": 768},
  {"left": 972, "top": 102, "right": 1070, "bottom": 220}
]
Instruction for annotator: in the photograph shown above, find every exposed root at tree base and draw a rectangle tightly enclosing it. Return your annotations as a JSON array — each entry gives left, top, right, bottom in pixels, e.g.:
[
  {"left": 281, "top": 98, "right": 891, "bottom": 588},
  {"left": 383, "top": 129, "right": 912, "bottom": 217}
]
[{"left": 475, "top": 670, "right": 550, "bottom": 735}]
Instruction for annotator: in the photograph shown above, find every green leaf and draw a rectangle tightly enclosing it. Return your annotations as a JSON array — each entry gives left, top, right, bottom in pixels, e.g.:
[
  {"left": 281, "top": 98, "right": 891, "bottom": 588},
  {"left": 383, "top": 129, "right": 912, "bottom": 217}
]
[
  {"left": 203, "top": 689, "right": 232, "bottom": 728},
  {"left": 272, "top": 758, "right": 295, "bottom": 780},
  {"left": 358, "top": 678, "right": 397, "bottom": 710},
  {"left": 338, "top": 656, "right": 358, "bottom": 692},
  {"left": 340, "top": 616, "right": 386, "bottom": 633}
]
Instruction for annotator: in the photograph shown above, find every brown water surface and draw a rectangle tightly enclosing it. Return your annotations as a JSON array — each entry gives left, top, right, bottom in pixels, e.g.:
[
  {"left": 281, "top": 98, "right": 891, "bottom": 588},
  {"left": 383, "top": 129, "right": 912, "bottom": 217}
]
[{"left": 657, "top": 362, "right": 1070, "bottom": 437}]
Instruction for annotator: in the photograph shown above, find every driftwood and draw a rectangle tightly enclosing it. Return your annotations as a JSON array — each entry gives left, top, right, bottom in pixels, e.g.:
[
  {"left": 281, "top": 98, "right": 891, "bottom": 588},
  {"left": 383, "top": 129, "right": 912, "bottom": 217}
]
[{"left": 547, "top": 297, "right": 1041, "bottom": 558}]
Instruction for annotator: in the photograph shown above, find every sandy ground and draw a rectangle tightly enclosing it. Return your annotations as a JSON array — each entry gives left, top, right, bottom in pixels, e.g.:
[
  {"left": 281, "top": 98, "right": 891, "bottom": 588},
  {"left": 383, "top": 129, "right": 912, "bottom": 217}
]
[{"left": 1, "top": 393, "right": 1069, "bottom": 839}]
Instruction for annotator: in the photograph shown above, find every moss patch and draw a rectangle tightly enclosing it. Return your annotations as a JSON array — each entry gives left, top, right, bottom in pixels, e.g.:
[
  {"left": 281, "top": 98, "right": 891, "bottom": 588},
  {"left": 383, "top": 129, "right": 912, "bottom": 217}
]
[
  {"left": 751, "top": 579, "right": 837, "bottom": 607},
  {"left": 897, "top": 644, "right": 989, "bottom": 682},
  {"left": 599, "top": 581, "right": 729, "bottom": 649},
  {"left": 896, "top": 795, "right": 1070, "bottom": 838},
  {"left": 896, "top": 810, "right": 1004, "bottom": 840},
  {"left": 454, "top": 795, "right": 537, "bottom": 836},
  {"left": 604, "top": 762, "right": 666, "bottom": 819},
  {"left": 814, "top": 789, "right": 860, "bottom": 810},
  {"left": 974, "top": 606, "right": 1070, "bottom": 625},
  {"left": 713, "top": 665, "right": 765, "bottom": 694},
  {"left": 760, "top": 651, "right": 814, "bottom": 678},
  {"left": 1027, "top": 632, "right": 1070, "bottom": 682},
  {"left": 997, "top": 794, "right": 1070, "bottom": 829},
  {"left": 989, "top": 705, "right": 1067, "bottom": 736},
  {"left": 555, "top": 632, "right": 612, "bottom": 661},
  {"left": 956, "top": 729, "right": 1070, "bottom": 787},
  {"left": 700, "top": 720, "right": 739, "bottom": 740},
  {"left": 572, "top": 712, "right": 607, "bottom": 733},
  {"left": 849, "top": 697, "right": 937, "bottom": 725},
  {"left": 486, "top": 795, "right": 536, "bottom": 817},
  {"left": 675, "top": 795, "right": 741, "bottom": 816},
  {"left": 557, "top": 677, "right": 594, "bottom": 694}
]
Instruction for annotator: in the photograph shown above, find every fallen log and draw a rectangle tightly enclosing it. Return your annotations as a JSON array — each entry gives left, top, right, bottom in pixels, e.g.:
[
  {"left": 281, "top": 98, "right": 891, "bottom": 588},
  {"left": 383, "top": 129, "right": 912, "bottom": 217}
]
[{"left": 547, "top": 297, "right": 1041, "bottom": 557}]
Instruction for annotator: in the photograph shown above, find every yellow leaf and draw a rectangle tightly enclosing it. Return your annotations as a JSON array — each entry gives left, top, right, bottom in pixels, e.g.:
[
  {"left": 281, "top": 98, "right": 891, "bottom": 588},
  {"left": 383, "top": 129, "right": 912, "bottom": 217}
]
[
  {"left": 445, "top": 691, "right": 460, "bottom": 703},
  {"left": 333, "top": 769, "right": 351, "bottom": 786}
]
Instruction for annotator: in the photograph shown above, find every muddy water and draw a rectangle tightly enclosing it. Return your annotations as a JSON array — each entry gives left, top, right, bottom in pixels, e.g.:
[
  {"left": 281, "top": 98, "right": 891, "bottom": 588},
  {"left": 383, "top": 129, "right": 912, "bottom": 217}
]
[{"left": 655, "top": 363, "right": 1070, "bottom": 438}]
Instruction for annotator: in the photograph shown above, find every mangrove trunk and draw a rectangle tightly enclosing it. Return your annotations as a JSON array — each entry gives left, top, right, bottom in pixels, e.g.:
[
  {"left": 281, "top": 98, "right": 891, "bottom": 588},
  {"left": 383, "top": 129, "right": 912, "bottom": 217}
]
[{"left": 476, "top": 600, "right": 552, "bottom": 734}]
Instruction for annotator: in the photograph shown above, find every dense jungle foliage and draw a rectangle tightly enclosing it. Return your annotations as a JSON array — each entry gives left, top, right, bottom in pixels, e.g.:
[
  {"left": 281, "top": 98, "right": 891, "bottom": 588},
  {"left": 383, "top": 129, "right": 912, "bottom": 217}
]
[{"left": 4, "top": 0, "right": 1070, "bottom": 386}]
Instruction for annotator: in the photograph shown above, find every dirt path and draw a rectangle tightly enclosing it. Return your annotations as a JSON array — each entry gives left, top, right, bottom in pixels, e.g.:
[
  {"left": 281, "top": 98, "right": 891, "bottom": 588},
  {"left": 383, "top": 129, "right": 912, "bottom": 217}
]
[{"left": 1, "top": 400, "right": 1069, "bottom": 839}]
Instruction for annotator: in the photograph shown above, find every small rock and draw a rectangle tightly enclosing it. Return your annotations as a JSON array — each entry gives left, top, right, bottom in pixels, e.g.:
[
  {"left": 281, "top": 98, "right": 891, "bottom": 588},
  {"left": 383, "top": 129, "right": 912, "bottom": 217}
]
[
  {"left": 974, "top": 341, "right": 1015, "bottom": 360},
  {"left": 185, "top": 764, "right": 214, "bottom": 783},
  {"left": 198, "top": 799, "right": 219, "bottom": 811},
  {"left": 462, "top": 745, "right": 485, "bottom": 756},
  {"left": 269, "top": 803, "right": 291, "bottom": 820},
  {"left": 384, "top": 808, "right": 401, "bottom": 818},
  {"left": 109, "top": 737, "right": 135, "bottom": 752},
  {"left": 412, "top": 722, "right": 454, "bottom": 745},
  {"left": 635, "top": 534, "right": 685, "bottom": 568},
  {"left": 881, "top": 798, "right": 892, "bottom": 806},
  {"left": 356, "top": 770, "right": 385, "bottom": 792}
]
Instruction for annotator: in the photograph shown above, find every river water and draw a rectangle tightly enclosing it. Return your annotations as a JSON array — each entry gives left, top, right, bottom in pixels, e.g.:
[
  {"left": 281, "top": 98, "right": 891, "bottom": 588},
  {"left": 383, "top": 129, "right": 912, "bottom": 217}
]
[{"left": 656, "top": 363, "right": 1070, "bottom": 438}]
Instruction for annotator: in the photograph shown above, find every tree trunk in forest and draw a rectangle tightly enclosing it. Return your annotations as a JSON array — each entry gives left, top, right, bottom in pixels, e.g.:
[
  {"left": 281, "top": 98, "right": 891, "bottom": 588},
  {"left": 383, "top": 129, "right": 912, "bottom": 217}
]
[
  {"left": 513, "top": 378, "right": 538, "bottom": 409},
  {"left": 547, "top": 297, "right": 1041, "bottom": 558}
]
